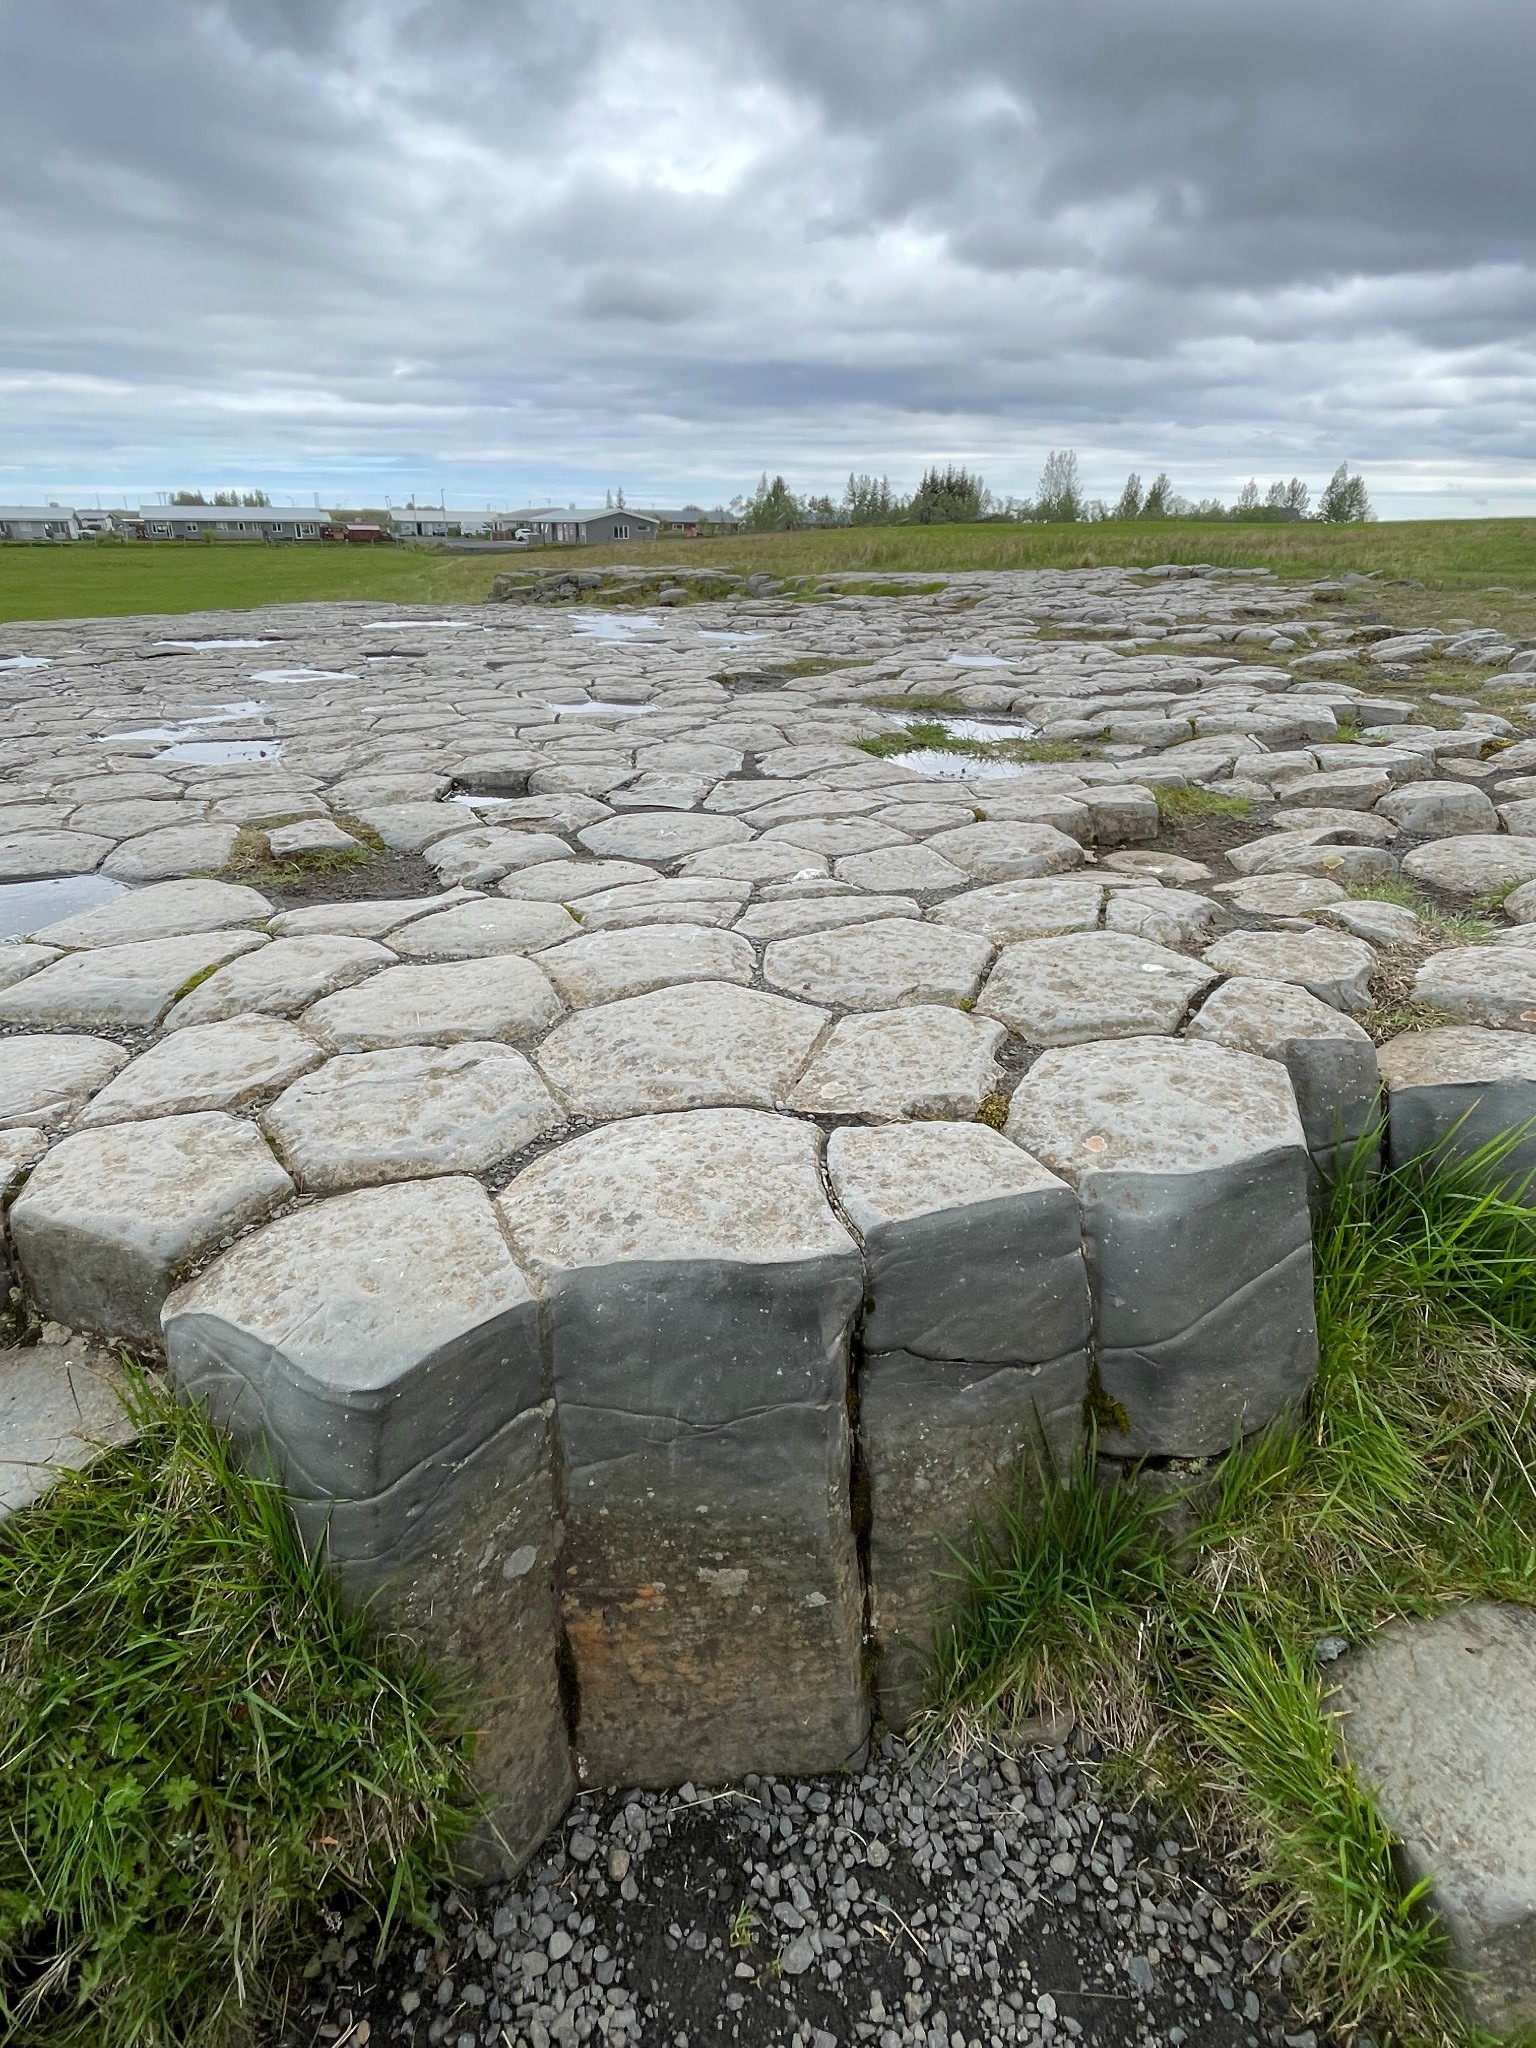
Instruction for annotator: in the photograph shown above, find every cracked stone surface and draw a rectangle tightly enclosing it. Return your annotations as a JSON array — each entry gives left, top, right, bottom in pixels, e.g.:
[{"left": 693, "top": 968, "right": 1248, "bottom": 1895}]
[{"left": 5, "top": 571, "right": 1533, "bottom": 1836}]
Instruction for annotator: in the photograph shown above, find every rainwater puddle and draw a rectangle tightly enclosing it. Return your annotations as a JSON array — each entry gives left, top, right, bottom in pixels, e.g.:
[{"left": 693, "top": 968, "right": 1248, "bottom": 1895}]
[
  {"left": 547, "top": 700, "right": 656, "bottom": 717},
  {"left": 947, "top": 653, "right": 1009, "bottom": 668},
  {"left": 0, "top": 654, "right": 49, "bottom": 671},
  {"left": 0, "top": 874, "right": 129, "bottom": 940},
  {"left": 697, "top": 630, "right": 767, "bottom": 645},
  {"left": 899, "top": 749, "right": 1027, "bottom": 781},
  {"left": 360, "top": 619, "right": 475, "bottom": 631},
  {"left": 569, "top": 612, "right": 664, "bottom": 641},
  {"left": 249, "top": 667, "right": 358, "bottom": 684},
  {"left": 152, "top": 739, "right": 284, "bottom": 765},
  {"left": 936, "top": 716, "right": 1040, "bottom": 741},
  {"left": 101, "top": 703, "right": 272, "bottom": 743},
  {"left": 155, "top": 638, "right": 275, "bottom": 650}
]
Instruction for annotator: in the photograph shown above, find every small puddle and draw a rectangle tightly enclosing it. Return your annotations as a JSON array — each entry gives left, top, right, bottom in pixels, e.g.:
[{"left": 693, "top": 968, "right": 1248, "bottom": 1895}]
[
  {"left": 249, "top": 667, "right": 358, "bottom": 684},
  {"left": 0, "top": 654, "right": 50, "bottom": 671},
  {"left": 947, "top": 653, "right": 1009, "bottom": 668},
  {"left": 899, "top": 749, "right": 1028, "bottom": 781},
  {"left": 359, "top": 619, "right": 476, "bottom": 631},
  {"left": 155, "top": 638, "right": 276, "bottom": 650},
  {"left": 101, "top": 702, "right": 273, "bottom": 743},
  {"left": 569, "top": 612, "right": 665, "bottom": 641},
  {"left": 152, "top": 739, "right": 284, "bottom": 765},
  {"left": 546, "top": 700, "right": 656, "bottom": 717},
  {"left": 0, "top": 874, "right": 129, "bottom": 940},
  {"left": 934, "top": 715, "right": 1040, "bottom": 741}
]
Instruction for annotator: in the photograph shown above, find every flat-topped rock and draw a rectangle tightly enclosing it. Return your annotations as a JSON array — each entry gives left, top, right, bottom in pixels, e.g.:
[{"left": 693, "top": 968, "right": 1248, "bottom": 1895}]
[
  {"left": 266, "top": 819, "right": 362, "bottom": 858},
  {"left": 76, "top": 1017, "right": 324, "bottom": 1125},
  {"left": 1329, "top": 1604, "right": 1536, "bottom": 2034},
  {"left": 347, "top": 802, "right": 466, "bottom": 852},
  {"left": 11, "top": 1112, "right": 293, "bottom": 1345},
  {"left": 101, "top": 823, "right": 241, "bottom": 882},
  {"left": 763, "top": 919, "right": 992, "bottom": 1011},
  {"left": 1006, "top": 1038, "right": 1315, "bottom": 1456},
  {"left": 162, "top": 1176, "right": 571, "bottom": 1873},
  {"left": 761, "top": 817, "right": 912, "bottom": 858},
  {"left": 577, "top": 812, "right": 752, "bottom": 864},
  {"left": 678, "top": 841, "right": 830, "bottom": 883},
  {"left": 0, "top": 1034, "right": 129, "bottom": 1129},
  {"left": 1375, "top": 779, "right": 1498, "bottom": 837},
  {"left": 425, "top": 826, "right": 574, "bottom": 885},
  {"left": 162, "top": 933, "right": 396, "bottom": 1028},
  {"left": 263, "top": 1042, "right": 566, "bottom": 1192},
  {"left": 0, "top": 830, "right": 113, "bottom": 880},
  {"left": 536, "top": 981, "right": 826, "bottom": 1117},
  {"left": 928, "top": 877, "right": 1106, "bottom": 944},
  {"left": 733, "top": 895, "right": 919, "bottom": 941},
  {"left": 0, "top": 944, "right": 61, "bottom": 990},
  {"left": 0, "top": 930, "right": 269, "bottom": 1031},
  {"left": 30, "top": 877, "right": 272, "bottom": 949},
  {"left": 303, "top": 954, "right": 562, "bottom": 1051},
  {"left": 1413, "top": 945, "right": 1536, "bottom": 1030},
  {"left": 977, "top": 932, "right": 1216, "bottom": 1044},
  {"left": 534, "top": 923, "right": 754, "bottom": 1008},
  {"left": 1203, "top": 928, "right": 1377, "bottom": 1013},
  {"left": 560, "top": 875, "right": 751, "bottom": 931},
  {"left": 787, "top": 1006, "right": 1004, "bottom": 1120},
  {"left": 497, "top": 858, "right": 659, "bottom": 901},
  {"left": 385, "top": 897, "right": 578, "bottom": 959},
  {"left": 1402, "top": 835, "right": 1536, "bottom": 898},
  {"left": 1213, "top": 875, "right": 1347, "bottom": 919},
  {"left": 1186, "top": 976, "right": 1379, "bottom": 1174},
  {"left": 1102, "top": 849, "right": 1211, "bottom": 884},
  {"left": 833, "top": 843, "right": 971, "bottom": 893},
  {"left": 1103, "top": 886, "right": 1221, "bottom": 947},
  {"left": 0, "top": 1339, "right": 138, "bottom": 1518},
  {"left": 921, "top": 820, "right": 1085, "bottom": 882},
  {"left": 497, "top": 1110, "right": 866, "bottom": 1786},
  {"left": 1380, "top": 1025, "right": 1536, "bottom": 1192},
  {"left": 265, "top": 889, "right": 479, "bottom": 939}
]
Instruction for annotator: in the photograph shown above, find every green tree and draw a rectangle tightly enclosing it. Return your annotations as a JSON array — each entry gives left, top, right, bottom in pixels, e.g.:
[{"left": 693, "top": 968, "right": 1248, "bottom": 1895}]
[
  {"left": 745, "top": 473, "right": 804, "bottom": 531},
  {"left": 907, "top": 464, "right": 987, "bottom": 523},
  {"left": 842, "top": 473, "right": 901, "bottom": 524},
  {"left": 1112, "top": 472, "right": 1144, "bottom": 520},
  {"left": 1140, "top": 472, "right": 1172, "bottom": 518},
  {"left": 1034, "top": 450, "right": 1083, "bottom": 521},
  {"left": 1317, "top": 464, "right": 1373, "bottom": 522},
  {"left": 169, "top": 490, "right": 206, "bottom": 505}
]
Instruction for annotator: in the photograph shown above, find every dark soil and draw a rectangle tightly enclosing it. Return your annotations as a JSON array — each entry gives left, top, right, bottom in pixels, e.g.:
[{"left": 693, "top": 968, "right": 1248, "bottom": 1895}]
[{"left": 260, "top": 850, "right": 443, "bottom": 909}]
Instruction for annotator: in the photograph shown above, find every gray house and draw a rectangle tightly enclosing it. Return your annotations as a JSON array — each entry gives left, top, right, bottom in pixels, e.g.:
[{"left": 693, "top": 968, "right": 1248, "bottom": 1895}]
[
  {"left": 506, "top": 507, "right": 661, "bottom": 545},
  {"left": 0, "top": 505, "right": 80, "bottom": 540},
  {"left": 137, "top": 505, "right": 327, "bottom": 541}
]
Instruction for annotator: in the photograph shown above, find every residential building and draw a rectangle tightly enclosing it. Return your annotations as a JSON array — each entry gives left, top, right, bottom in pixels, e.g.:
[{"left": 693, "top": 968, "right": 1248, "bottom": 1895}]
[
  {"left": 504, "top": 507, "right": 661, "bottom": 545},
  {"left": 0, "top": 505, "right": 80, "bottom": 540},
  {"left": 389, "top": 507, "right": 502, "bottom": 540},
  {"left": 137, "top": 504, "right": 328, "bottom": 541}
]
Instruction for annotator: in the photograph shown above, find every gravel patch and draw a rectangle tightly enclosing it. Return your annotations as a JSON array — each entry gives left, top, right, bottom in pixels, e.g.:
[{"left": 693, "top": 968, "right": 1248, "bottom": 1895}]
[{"left": 277, "top": 1736, "right": 1323, "bottom": 2048}]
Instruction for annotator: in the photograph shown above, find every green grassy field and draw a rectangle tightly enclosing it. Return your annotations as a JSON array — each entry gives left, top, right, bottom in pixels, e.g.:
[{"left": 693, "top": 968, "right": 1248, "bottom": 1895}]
[{"left": 3, "top": 517, "right": 1535, "bottom": 626}]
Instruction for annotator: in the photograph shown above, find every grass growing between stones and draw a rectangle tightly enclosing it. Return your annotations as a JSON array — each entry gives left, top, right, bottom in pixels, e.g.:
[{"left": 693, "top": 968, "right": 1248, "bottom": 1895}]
[
  {"left": 925, "top": 1139, "right": 1536, "bottom": 2045},
  {"left": 0, "top": 1375, "right": 474, "bottom": 2048},
  {"left": 1152, "top": 785, "right": 1256, "bottom": 825},
  {"left": 856, "top": 722, "right": 1092, "bottom": 766}
]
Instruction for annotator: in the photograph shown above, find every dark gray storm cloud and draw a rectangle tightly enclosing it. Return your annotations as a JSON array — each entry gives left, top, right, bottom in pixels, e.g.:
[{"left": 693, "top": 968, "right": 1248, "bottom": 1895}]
[{"left": 1, "top": 0, "right": 1532, "bottom": 512}]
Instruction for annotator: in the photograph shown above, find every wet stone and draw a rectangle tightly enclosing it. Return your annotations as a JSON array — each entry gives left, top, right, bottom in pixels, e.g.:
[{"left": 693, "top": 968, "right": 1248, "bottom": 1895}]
[
  {"left": 498, "top": 1110, "right": 867, "bottom": 1786},
  {"left": 29, "top": 877, "right": 273, "bottom": 950},
  {"left": 101, "top": 823, "right": 242, "bottom": 882},
  {"left": 0, "top": 930, "right": 270, "bottom": 1031}
]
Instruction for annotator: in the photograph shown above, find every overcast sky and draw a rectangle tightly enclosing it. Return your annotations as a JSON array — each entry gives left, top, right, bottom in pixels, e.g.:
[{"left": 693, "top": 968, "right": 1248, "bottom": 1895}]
[{"left": 3, "top": 0, "right": 1534, "bottom": 516}]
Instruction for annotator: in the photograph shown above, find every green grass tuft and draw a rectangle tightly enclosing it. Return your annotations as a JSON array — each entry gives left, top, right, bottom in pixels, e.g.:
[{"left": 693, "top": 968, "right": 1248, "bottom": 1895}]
[
  {"left": 924, "top": 1134, "right": 1536, "bottom": 2044},
  {"left": 1153, "top": 785, "right": 1256, "bottom": 824},
  {"left": 0, "top": 1375, "right": 473, "bottom": 2047}
]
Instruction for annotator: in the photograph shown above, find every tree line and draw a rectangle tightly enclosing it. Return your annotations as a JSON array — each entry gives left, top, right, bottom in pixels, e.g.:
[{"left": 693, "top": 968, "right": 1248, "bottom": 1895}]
[{"left": 721, "top": 456, "right": 1373, "bottom": 530}]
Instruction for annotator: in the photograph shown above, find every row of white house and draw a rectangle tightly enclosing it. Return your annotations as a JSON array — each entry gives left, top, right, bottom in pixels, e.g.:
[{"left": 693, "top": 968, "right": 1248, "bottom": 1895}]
[{"left": 0, "top": 502, "right": 721, "bottom": 544}]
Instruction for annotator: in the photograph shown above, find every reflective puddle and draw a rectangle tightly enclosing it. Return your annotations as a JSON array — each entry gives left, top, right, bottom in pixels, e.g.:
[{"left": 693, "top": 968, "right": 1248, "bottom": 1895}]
[
  {"left": 569, "top": 612, "right": 665, "bottom": 641},
  {"left": 546, "top": 700, "right": 656, "bottom": 717},
  {"left": 152, "top": 739, "right": 284, "bottom": 765},
  {"left": 0, "top": 874, "right": 129, "bottom": 940},
  {"left": 947, "top": 653, "right": 1009, "bottom": 668},
  {"left": 899, "top": 749, "right": 1028, "bottom": 781},
  {"left": 249, "top": 667, "right": 358, "bottom": 684},
  {"left": 101, "top": 703, "right": 273, "bottom": 743},
  {"left": 0, "top": 654, "right": 50, "bottom": 671},
  {"left": 155, "top": 638, "right": 276, "bottom": 650}
]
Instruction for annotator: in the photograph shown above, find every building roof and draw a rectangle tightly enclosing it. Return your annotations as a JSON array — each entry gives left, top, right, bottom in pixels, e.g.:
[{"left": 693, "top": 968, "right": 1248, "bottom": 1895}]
[
  {"left": 505, "top": 507, "right": 661, "bottom": 524},
  {"left": 0, "top": 505, "right": 77, "bottom": 520}
]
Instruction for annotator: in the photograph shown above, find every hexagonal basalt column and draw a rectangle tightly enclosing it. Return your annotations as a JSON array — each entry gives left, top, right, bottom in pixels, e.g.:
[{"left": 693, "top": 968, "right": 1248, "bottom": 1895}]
[
  {"left": 1006, "top": 1039, "right": 1317, "bottom": 1459},
  {"left": 826, "top": 1123, "right": 1091, "bottom": 1728},
  {"left": 161, "top": 1177, "right": 573, "bottom": 1874},
  {"left": 1379, "top": 1027, "right": 1536, "bottom": 1197},
  {"left": 497, "top": 1109, "right": 868, "bottom": 1788}
]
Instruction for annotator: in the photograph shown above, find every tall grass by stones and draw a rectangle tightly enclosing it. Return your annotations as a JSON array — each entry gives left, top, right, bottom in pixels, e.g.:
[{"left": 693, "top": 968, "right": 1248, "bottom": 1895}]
[
  {"left": 924, "top": 1135, "right": 1536, "bottom": 2043},
  {"left": 0, "top": 1375, "right": 474, "bottom": 2048}
]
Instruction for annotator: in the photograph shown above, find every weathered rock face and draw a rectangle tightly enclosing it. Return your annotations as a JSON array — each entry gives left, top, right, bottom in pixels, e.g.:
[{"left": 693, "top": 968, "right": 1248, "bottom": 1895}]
[
  {"left": 498, "top": 1110, "right": 868, "bottom": 1788},
  {"left": 161, "top": 1177, "right": 573, "bottom": 1874},
  {"left": 1329, "top": 1603, "right": 1536, "bottom": 2034},
  {"left": 827, "top": 1123, "right": 1091, "bottom": 1726},
  {"left": 1379, "top": 1026, "right": 1536, "bottom": 1195},
  {"left": 1005, "top": 1040, "right": 1316, "bottom": 1457}
]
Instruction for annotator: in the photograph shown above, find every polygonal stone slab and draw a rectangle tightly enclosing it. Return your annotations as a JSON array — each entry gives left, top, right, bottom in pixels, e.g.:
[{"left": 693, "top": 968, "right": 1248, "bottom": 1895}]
[
  {"left": 1103, "top": 888, "right": 1221, "bottom": 948},
  {"left": 1379, "top": 1026, "right": 1536, "bottom": 1195},
  {"left": 1211, "top": 875, "right": 1347, "bottom": 920},
  {"left": 0, "top": 931, "right": 269, "bottom": 1031},
  {"left": 760, "top": 818, "right": 912, "bottom": 858},
  {"left": 929, "top": 877, "right": 1107, "bottom": 944},
  {"left": 1375, "top": 780, "right": 1498, "bottom": 837},
  {"left": 0, "top": 1034, "right": 129, "bottom": 1130},
  {"left": 386, "top": 898, "right": 579, "bottom": 959},
  {"left": 535, "top": 923, "right": 755, "bottom": 1008},
  {"left": 977, "top": 932, "right": 1217, "bottom": 1044},
  {"left": 265, "top": 889, "right": 479, "bottom": 940},
  {"left": 1186, "top": 976, "right": 1380, "bottom": 1174},
  {"left": 497, "top": 858, "right": 659, "bottom": 901},
  {"left": 163, "top": 934, "right": 396, "bottom": 1028},
  {"left": 787, "top": 1006, "right": 1004, "bottom": 1121},
  {"left": 536, "top": 982, "right": 826, "bottom": 1117},
  {"left": 679, "top": 843, "right": 829, "bottom": 883},
  {"left": 0, "top": 1338, "right": 138, "bottom": 1518},
  {"left": 923, "top": 821, "right": 1085, "bottom": 882},
  {"left": 303, "top": 955, "right": 563, "bottom": 1052},
  {"left": 1006, "top": 1038, "right": 1316, "bottom": 1457},
  {"left": 576, "top": 813, "right": 752, "bottom": 863},
  {"left": 29, "top": 877, "right": 273, "bottom": 949},
  {"left": 263, "top": 1043, "right": 566, "bottom": 1192},
  {"left": 101, "top": 824, "right": 241, "bottom": 882},
  {"left": 11, "top": 1113, "right": 294, "bottom": 1345},
  {"left": 833, "top": 844, "right": 971, "bottom": 893},
  {"left": 0, "top": 831, "right": 113, "bottom": 880},
  {"left": 425, "top": 827, "right": 573, "bottom": 885},
  {"left": 162, "top": 1177, "right": 573, "bottom": 1873},
  {"left": 0, "top": 945, "right": 61, "bottom": 991},
  {"left": 560, "top": 876, "right": 751, "bottom": 931},
  {"left": 348, "top": 802, "right": 467, "bottom": 852},
  {"left": 1328, "top": 1603, "right": 1536, "bottom": 2035},
  {"left": 76, "top": 1018, "right": 325, "bottom": 1126},
  {"left": 1203, "top": 928, "right": 1378, "bottom": 1014},
  {"left": 733, "top": 896, "right": 919, "bottom": 942},
  {"left": 763, "top": 920, "right": 992, "bottom": 1012},
  {"left": 497, "top": 1109, "right": 867, "bottom": 1786},
  {"left": 1412, "top": 946, "right": 1536, "bottom": 1031},
  {"left": 1402, "top": 836, "right": 1536, "bottom": 899}
]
